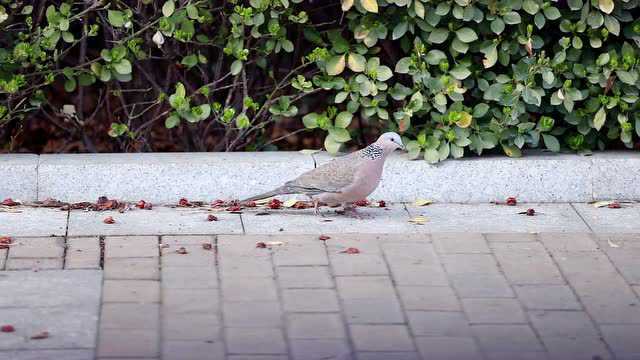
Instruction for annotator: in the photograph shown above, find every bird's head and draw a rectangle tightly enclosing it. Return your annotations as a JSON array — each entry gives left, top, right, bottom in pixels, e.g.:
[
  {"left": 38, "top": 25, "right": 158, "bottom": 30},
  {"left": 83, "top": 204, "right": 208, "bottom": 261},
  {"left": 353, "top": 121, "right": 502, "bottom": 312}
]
[{"left": 376, "top": 132, "right": 405, "bottom": 152}]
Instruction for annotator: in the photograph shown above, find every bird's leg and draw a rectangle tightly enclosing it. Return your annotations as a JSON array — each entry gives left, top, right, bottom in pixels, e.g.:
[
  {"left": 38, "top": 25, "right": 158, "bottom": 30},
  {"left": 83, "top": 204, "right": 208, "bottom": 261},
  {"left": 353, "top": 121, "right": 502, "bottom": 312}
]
[
  {"left": 313, "top": 198, "right": 323, "bottom": 217},
  {"left": 339, "top": 202, "right": 369, "bottom": 219}
]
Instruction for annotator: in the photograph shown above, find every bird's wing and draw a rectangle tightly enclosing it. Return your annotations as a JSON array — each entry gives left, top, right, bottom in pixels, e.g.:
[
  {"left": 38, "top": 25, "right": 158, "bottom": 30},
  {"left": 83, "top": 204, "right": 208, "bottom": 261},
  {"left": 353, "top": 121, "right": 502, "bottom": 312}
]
[{"left": 285, "top": 152, "right": 362, "bottom": 194}]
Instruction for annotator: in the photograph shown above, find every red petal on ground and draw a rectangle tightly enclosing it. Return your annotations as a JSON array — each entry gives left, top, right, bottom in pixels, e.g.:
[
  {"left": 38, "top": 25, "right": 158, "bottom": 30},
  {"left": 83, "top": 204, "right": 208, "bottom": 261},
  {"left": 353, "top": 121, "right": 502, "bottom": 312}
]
[
  {"left": 136, "top": 200, "right": 146, "bottom": 209},
  {"left": 354, "top": 199, "right": 370, "bottom": 207},
  {"left": 267, "top": 199, "right": 282, "bottom": 209},
  {"left": 211, "top": 199, "right": 225, "bottom": 208},
  {"left": 103, "top": 216, "right": 115, "bottom": 224},
  {"left": 226, "top": 205, "right": 242, "bottom": 212},
  {"left": 244, "top": 201, "right": 257, "bottom": 208},
  {"left": 178, "top": 198, "right": 191, "bottom": 207},
  {"left": 176, "top": 247, "right": 188, "bottom": 254},
  {"left": 1, "top": 198, "right": 19, "bottom": 206},
  {"left": 202, "top": 243, "right": 213, "bottom": 250},
  {"left": 256, "top": 242, "right": 267, "bottom": 249},
  {"left": 340, "top": 247, "right": 360, "bottom": 254},
  {"left": 505, "top": 197, "right": 517, "bottom": 206},
  {"left": 207, "top": 214, "right": 218, "bottom": 222},
  {"left": 607, "top": 202, "right": 621, "bottom": 209},
  {"left": 318, "top": 235, "right": 331, "bottom": 241},
  {"left": 0, "top": 325, "right": 15, "bottom": 333},
  {"left": 378, "top": 200, "right": 386, "bottom": 207}
]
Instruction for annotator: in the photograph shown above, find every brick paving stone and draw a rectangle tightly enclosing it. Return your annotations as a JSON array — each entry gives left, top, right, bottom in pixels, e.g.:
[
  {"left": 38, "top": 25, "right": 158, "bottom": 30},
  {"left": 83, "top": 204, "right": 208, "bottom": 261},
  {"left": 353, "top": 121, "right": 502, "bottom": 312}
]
[
  {"left": 227, "top": 356, "right": 288, "bottom": 360},
  {"left": 218, "top": 235, "right": 274, "bottom": 278},
  {"left": 0, "top": 249, "right": 6, "bottom": 270},
  {"left": 105, "top": 236, "right": 159, "bottom": 258},
  {"left": 276, "top": 266, "right": 333, "bottom": 288},
  {"left": 462, "top": 298, "right": 527, "bottom": 324},
  {"left": 102, "top": 280, "right": 160, "bottom": 303},
  {"left": 104, "top": 257, "right": 159, "bottom": 280},
  {"left": 8, "top": 237, "right": 65, "bottom": 258},
  {"left": 0, "top": 349, "right": 94, "bottom": 360},
  {"left": 484, "top": 233, "right": 538, "bottom": 242},
  {"left": 161, "top": 244, "right": 215, "bottom": 267},
  {"left": 162, "top": 288, "right": 219, "bottom": 314},
  {"left": 97, "top": 328, "right": 159, "bottom": 358},
  {"left": 485, "top": 352, "right": 550, "bottom": 360},
  {"left": 5, "top": 258, "right": 63, "bottom": 270},
  {"left": 162, "top": 313, "right": 221, "bottom": 341},
  {"left": 514, "top": 285, "right": 581, "bottom": 310},
  {"left": 382, "top": 242, "right": 449, "bottom": 286},
  {"left": 161, "top": 340, "right": 225, "bottom": 360},
  {"left": 542, "top": 337, "right": 611, "bottom": 360},
  {"left": 432, "top": 233, "right": 490, "bottom": 254},
  {"left": 538, "top": 233, "right": 600, "bottom": 252},
  {"left": 553, "top": 252, "right": 640, "bottom": 323},
  {"left": 336, "top": 276, "right": 397, "bottom": 299},
  {"left": 407, "top": 311, "right": 472, "bottom": 337},
  {"left": 100, "top": 303, "right": 159, "bottom": 329},
  {"left": 350, "top": 324, "right": 415, "bottom": 352},
  {"left": 327, "top": 236, "right": 388, "bottom": 276},
  {"left": 282, "top": 289, "right": 340, "bottom": 313},
  {"left": 491, "top": 242, "right": 564, "bottom": 285},
  {"left": 272, "top": 238, "right": 328, "bottom": 266},
  {"left": 415, "top": 337, "right": 482, "bottom": 360},
  {"left": 223, "top": 277, "right": 278, "bottom": 301},
  {"left": 600, "top": 324, "right": 640, "bottom": 357},
  {"left": 289, "top": 339, "right": 350, "bottom": 360},
  {"left": 226, "top": 327, "right": 287, "bottom": 354},
  {"left": 224, "top": 301, "right": 282, "bottom": 327},
  {"left": 161, "top": 235, "right": 215, "bottom": 246},
  {"left": 450, "top": 273, "right": 514, "bottom": 298},
  {"left": 442, "top": 254, "right": 501, "bottom": 275},
  {"left": 286, "top": 313, "right": 346, "bottom": 339},
  {"left": 397, "top": 286, "right": 461, "bottom": 311},
  {"left": 357, "top": 352, "right": 421, "bottom": 360},
  {"left": 596, "top": 234, "right": 640, "bottom": 285},
  {"left": 65, "top": 237, "right": 100, "bottom": 269},
  {"left": 472, "top": 325, "right": 544, "bottom": 352},
  {"left": 162, "top": 266, "right": 218, "bottom": 289},
  {"left": 528, "top": 310, "right": 598, "bottom": 337},
  {"left": 342, "top": 298, "right": 405, "bottom": 324}
]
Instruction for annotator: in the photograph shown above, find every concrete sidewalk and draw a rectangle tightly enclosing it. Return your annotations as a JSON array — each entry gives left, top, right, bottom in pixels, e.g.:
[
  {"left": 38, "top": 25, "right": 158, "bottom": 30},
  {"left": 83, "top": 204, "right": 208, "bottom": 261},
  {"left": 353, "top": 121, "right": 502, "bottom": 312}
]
[{"left": 1, "top": 204, "right": 640, "bottom": 360}]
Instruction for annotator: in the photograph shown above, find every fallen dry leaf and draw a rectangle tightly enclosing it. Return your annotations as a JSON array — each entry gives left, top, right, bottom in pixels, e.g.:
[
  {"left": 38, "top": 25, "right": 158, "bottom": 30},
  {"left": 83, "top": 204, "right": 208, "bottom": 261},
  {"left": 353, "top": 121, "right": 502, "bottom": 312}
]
[
  {"left": 103, "top": 216, "right": 115, "bottom": 224},
  {"left": 268, "top": 199, "right": 282, "bottom": 209},
  {"left": 319, "top": 235, "right": 331, "bottom": 241},
  {"left": 1, "top": 198, "right": 20, "bottom": 206},
  {"left": 39, "top": 198, "right": 67, "bottom": 208},
  {"left": 202, "top": 243, "right": 213, "bottom": 250},
  {"left": 211, "top": 199, "right": 226, "bottom": 208},
  {"left": 413, "top": 199, "right": 432, "bottom": 206},
  {"left": 266, "top": 241, "right": 286, "bottom": 247},
  {"left": 0, "top": 325, "right": 15, "bottom": 333},
  {"left": 30, "top": 331, "right": 49, "bottom": 340},
  {"left": 378, "top": 200, "right": 386, "bottom": 208},
  {"left": 283, "top": 198, "right": 298, "bottom": 208},
  {"left": 408, "top": 216, "right": 428, "bottom": 225},
  {"left": 292, "top": 201, "right": 311, "bottom": 209},
  {"left": 591, "top": 200, "right": 614, "bottom": 208},
  {"left": 607, "top": 238, "right": 620, "bottom": 248},
  {"left": 256, "top": 242, "right": 267, "bottom": 249},
  {"left": 340, "top": 247, "right": 360, "bottom": 254},
  {"left": 505, "top": 197, "right": 517, "bottom": 206},
  {"left": 175, "top": 247, "right": 188, "bottom": 254},
  {"left": 254, "top": 198, "right": 272, "bottom": 205},
  {"left": 207, "top": 214, "right": 218, "bottom": 222}
]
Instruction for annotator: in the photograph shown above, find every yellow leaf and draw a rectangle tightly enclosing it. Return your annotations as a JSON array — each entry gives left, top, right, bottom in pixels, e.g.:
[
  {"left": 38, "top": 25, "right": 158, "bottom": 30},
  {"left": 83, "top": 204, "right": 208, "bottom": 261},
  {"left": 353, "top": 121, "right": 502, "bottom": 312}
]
[
  {"left": 607, "top": 238, "right": 620, "bottom": 248},
  {"left": 456, "top": 111, "right": 472, "bottom": 128},
  {"left": 591, "top": 200, "right": 615, "bottom": 208},
  {"left": 599, "top": 0, "right": 614, "bottom": 14},
  {"left": 360, "top": 0, "right": 378, "bottom": 13},
  {"left": 341, "top": 0, "right": 354, "bottom": 11},
  {"left": 408, "top": 216, "right": 428, "bottom": 225},
  {"left": 413, "top": 199, "right": 433, "bottom": 206},
  {"left": 265, "top": 241, "right": 286, "bottom": 246},
  {"left": 254, "top": 198, "right": 272, "bottom": 205},
  {"left": 283, "top": 198, "right": 298, "bottom": 208},
  {"left": 326, "top": 54, "right": 346, "bottom": 76}
]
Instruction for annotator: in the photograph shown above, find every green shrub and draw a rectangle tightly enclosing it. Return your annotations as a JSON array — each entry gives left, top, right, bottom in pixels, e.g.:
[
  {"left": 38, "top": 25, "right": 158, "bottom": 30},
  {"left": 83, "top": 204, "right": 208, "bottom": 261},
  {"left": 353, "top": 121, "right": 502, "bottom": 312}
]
[{"left": 0, "top": 0, "right": 638, "bottom": 159}]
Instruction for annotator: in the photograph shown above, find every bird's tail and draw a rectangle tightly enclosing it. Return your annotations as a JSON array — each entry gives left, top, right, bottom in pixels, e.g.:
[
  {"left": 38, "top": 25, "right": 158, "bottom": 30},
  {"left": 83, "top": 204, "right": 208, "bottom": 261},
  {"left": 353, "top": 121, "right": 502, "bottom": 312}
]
[{"left": 241, "top": 186, "right": 289, "bottom": 202}]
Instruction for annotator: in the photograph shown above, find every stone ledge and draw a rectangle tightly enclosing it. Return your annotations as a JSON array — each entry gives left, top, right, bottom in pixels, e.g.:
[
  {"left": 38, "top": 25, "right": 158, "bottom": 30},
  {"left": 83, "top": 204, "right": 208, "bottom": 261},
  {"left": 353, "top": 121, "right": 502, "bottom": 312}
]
[{"left": 0, "top": 151, "right": 637, "bottom": 203}]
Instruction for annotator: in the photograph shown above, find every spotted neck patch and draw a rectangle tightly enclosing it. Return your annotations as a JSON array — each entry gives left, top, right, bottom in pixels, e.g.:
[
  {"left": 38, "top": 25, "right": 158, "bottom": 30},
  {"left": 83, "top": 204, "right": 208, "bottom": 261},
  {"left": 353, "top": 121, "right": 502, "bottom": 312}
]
[{"left": 359, "top": 144, "right": 384, "bottom": 160}]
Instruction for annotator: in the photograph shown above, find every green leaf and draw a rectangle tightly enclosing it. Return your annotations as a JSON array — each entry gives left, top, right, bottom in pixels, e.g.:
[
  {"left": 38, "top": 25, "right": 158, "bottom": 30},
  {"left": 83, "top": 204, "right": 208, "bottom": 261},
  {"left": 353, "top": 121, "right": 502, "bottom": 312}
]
[
  {"left": 542, "top": 133, "right": 560, "bottom": 152},
  {"left": 491, "top": 18, "right": 505, "bottom": 34},
  {"left": 165, "top": 114, "right": 180, "bottom": 129},
  {"left": 376, "top": 66, "right": 393, "bottom": 81},
  {"left": 395, "top": 57, "right": 412, "bottom": 73},
  {"left": 324, "top": 135, "right": 342, "bottom": 154},
  {"left": 472, "top": 103, "right": 490, "bottom": 118},
  {"left": 230, "top": 60, "right": 242, "bottom": 75},
  {"left": 435, "top": 2, "right": 451, "bottom": 15},
  {"left": 108, "top": 10, "right": 126, "bottom": 27},
  {"left": 329, "top": 127, "right": 351, "bottom": 142},
  {"left": 450, "top": 66, "right": 471, "bottom": 80},
  {"left": 503, "top": 11, "right": 522, "bottom": 24},
  {"left": 502, "top": 144, "right": 522, "bottom": 157},
  {"left": 360, "top": 0, "right": 378, "bottom": 13},
  {"left": 302, "top": 113, "right": 319, "bottom": 129},
  {"left": 455, "top": 27, "right": 478, "bottom": 43},
  {"left": 425, "top": 50, "right": 447, "bottom": 65},
  {"left": 604, "top": 15, "right": 620, "bottom": 35},
  {"left": 64, "top": 77, "right": 76, "bottom": 92},
  {"left": 522, "top": 87, "right": 542, "bottom": 106},
  {"left": 599, "top": 0, "right": 614, "bottom": 14},
  {"left": 113, "top": 59, "right": 132, "bottom": 75},
  {"left": 523, "top": 0, "right": 540, "bottom": 15},
  {"left": 534, "top": 13, "right": 546, "bottom": 29},
  {"left": 181, "top": 54, "right": 198, "bottom": 68},
  {"left": 162, "top": 0, "right": 176, "bottom": 17},
  {"left": 334, "top": 112, "right": 353, "bottom": 128},
  {"left": 543, "top": 6, "right": 561, "bottom": 20},
  {"left": 616, "top": 70, "right": 638, "bottom": 85},
  {"left": 594, "top": 106, "right": 606, "bottom": 130},
  {"left": 406, "top": 141, "right": 421, "bottom": 160},
  {"left": 326, "top": 54, "right": 346, "bottom": 76},
  {"left": 424, "top": 148, "right": 440, "bottom": 163},
  {"left": 186, "top": 4, "right": 199, "bottom": 19},
  {"left": 347, "top": 53, "right": 366, "bottom": 72},
  {"left": 428, "top": 28, "right": 449, "bottom": 44},
  {"left": 392, "top": 22, "right": 408, "bottom": 40},
  {"left": 568, "top": 0, "right": 582, "bottom": 10}
]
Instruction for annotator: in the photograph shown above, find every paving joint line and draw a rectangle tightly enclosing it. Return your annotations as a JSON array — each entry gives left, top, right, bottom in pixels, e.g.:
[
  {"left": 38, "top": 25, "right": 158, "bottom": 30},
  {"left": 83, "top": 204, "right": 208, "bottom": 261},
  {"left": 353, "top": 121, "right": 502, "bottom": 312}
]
[
  {"left": 270, "top": 240, "right": 293, "bottom": 360},
  {"left": 214, "top": 235, "right": 229, "bottom": 359},
  {"left": 570, "top": 203, "right": 595, "bottom": 233}
]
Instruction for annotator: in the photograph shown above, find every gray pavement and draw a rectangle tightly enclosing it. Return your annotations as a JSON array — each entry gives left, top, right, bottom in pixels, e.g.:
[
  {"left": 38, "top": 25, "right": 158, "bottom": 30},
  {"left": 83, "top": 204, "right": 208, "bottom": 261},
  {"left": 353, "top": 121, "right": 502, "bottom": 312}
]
[{"left": 1, "top": 203, "right": 640, "bottom": 360}]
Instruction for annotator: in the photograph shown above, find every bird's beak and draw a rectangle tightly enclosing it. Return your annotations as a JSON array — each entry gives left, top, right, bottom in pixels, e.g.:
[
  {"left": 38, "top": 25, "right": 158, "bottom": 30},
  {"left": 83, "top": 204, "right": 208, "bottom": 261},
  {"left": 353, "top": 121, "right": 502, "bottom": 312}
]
[{"left": 398, "top": 143, "right": 406, "bottom": 151}]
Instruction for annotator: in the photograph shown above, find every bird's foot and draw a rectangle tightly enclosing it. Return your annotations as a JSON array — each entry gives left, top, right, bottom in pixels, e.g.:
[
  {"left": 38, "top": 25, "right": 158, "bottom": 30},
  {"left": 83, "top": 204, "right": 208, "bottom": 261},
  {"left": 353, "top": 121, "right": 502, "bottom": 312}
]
[{"left": 336, "top": 206, "right": 371, "bottom": 220}]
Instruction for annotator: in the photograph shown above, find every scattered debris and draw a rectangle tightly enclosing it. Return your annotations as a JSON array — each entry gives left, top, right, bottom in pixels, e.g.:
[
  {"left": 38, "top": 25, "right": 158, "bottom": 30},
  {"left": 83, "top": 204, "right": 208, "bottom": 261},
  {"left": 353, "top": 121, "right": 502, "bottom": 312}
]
[
  {"left": 226, "top": 205, "right": 242, "bottom": 212},
  {"left": 591, "top": 200, "right": 620, "bottom": 208},
  {"left": 207, "top": 214, "right": 218, "bottom": 222},
  {"left": 103, "top": 216, "right": 115, "bottom": 224},
  {"left": 319, "top": 235, "right": 331, "bottom": 241},
  {"left": 0, "top": 325, "right": 15, "bottom": 333},
  {"left": 243, "top": 200, "right": 257, "bottom": 208},
  {"left": 175, "top": 247, "right": 188, "bottom": 254},
  {"left": 265, "top": 241, "right": 286, "bottom": 246},
  {"left": 409, "top": 216, "right": 428, "bottom": 225},
  {"left": 0, "top": 237, "right": 12, "bottom": 250},
  {"left": 519, "top": 208, "right": 536, "bottom": 216},
  {"left": 607, "top": 238, "right": 620, "bottom": 248},
  {"left": 321, "top": 219, "right": 333, "bottom": 222},
  {"left": 283, "top": 198, "right": 298, "bottom": 208},
  {"left": 268, "top": 198, "right": 282, "bottom": 209},
  {"left": 30, "top": 331, "right": 49, "bottom": 340},
  {"left": 39, "top": 198, "right": 66, "bottom": 207},
  {"left": 607, "top": 202, "right": 621, "bottom": 209},
  {"left": 1, "top": 198, "right": 20, "bottom": 206},
  {"left": 160, "top": 243, "right": 170, "bottom": 249},
  {"left": 505, "top": 197, "right": 517, "bottom": 206},
  {"left": 202, "top": 243, "right": 213, "bottom": 250},
  {"left": 340, "top": 247, "right": 360, "bottom": 254},
  {"left": 211, "top": 199, "right": 226, "bottom": 208},
  {"left": 178, "top": 198, "right": 191, "bottom": 207},
  {"left": 413, "top": 199, "right": 432, "bottom": 206},
  {"left": 354, "top": 199, "right": 369, "bottom": 207},
  {"left": 256, "top": 242, "right": 267, "bottom": 249},
  {"left": 377, "top": 200, "right": 386, "bottom": 208},
  {"left": 136, "top": 200, "right": 152, "bottom": 210},
  {"left": 255, "top": 211, "right": 270, "bottom": 216},
  {"left": 96, "top": 196, "right": 121, "bottom": 211}
]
